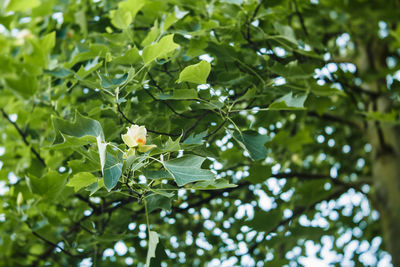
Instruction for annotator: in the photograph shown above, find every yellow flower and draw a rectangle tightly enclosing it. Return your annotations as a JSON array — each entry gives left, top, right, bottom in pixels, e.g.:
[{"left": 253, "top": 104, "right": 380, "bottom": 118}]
[{"left": 121, "top": 125, "right": 156, "bottom": 154}]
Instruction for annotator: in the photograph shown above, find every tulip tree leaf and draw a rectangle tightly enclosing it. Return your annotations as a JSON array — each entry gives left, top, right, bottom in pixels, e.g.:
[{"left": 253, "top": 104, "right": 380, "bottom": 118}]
[
  {"left": 177, "top": 60, "right": 211, "bottom": 84},
  {"left": 269, "top": 92, "right": 307, "bottom": 110},
  {"left": 164, "top": 155, "right": 214, "bottom": 186},
  {"left": 6, "top": 0, "right": 40, "bottom": 12},
  {"left": 246, "top": 209, "right": 283, "bottom": 232},
  {"left": 110, "top": 9, "right": 132, "bottom": 29},
  {"left": 52, "top": 112, "right": 104, "bottom": 141},
  {"left": 67, "top": 172, "right": 98, "bottom": 192},
  {"left": 157, "top": 89, "right": 198, "bottom": 100},
  {"left": 142, "top": 34, "right": 179, "bottom": 64},
  {"left": 103, "top": 153, "right": 123, "bottom": 191},
  {"left": 146, "top": 231, "right": 159, "bottom": 267},
  {"left": 100, "top": 73, "right": 129, "bottom": 89},
  {"left": 231, "top": 130, "right": 270, "bottom": 161},
  {"left": 26, "top": 171, "right": 67, "bottom": 200},
  {"left": 191, "top": 179, "right": 237, "bottom": 190},
  {"left": 146, "top": 194, "right": 172, "bottom": 213},
  {"left": 183, "top": 130, "right": 208, "bottom": 145}
]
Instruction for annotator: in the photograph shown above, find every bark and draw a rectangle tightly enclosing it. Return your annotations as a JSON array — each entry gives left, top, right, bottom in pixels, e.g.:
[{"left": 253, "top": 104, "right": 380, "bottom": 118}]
[
  {"left": 368, "top": 96, "right": 400, "bottom": 267},
  {"left": 357, "top": 38, "right": 400, "bottom": 266}
]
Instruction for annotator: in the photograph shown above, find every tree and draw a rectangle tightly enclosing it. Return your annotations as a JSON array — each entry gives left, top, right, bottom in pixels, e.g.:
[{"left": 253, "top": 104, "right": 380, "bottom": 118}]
[{"left": 0, "top": 0, "right": 399, "bottom": 266}]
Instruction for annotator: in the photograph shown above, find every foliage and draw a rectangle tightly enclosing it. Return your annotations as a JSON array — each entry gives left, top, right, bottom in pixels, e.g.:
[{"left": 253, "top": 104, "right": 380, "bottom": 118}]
[{"left": 0, "top": 0, "right": 399, "bottom": 266}]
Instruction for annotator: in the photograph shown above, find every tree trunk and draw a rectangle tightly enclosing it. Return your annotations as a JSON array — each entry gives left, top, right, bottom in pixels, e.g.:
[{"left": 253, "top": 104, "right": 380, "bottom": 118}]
[{"left": 368, "top": 95, "right": 400, "bottom": 267}]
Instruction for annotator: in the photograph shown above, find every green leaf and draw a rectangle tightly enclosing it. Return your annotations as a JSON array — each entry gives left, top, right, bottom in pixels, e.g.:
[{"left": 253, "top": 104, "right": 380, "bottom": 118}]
[
  {"left": 110, "top": 9, "right": 132, "bottom": 29},
  {"left": 177, "top": 60, "right": 211, "bottom": 84},
  {"left": 150, "top": 136, "right": 181, "bottom": 155},
  {"left": 5, "top": 72, "right": 37, "bottom": 98},
  {"left": 143, "top": 170, "right": 173, "bottom": 179},
  {"left": 146, "top": 194, "right": 172, "bottom": 213},
  {"left": 146, "top": 231, "right": 159, "bottom": 267},
  {"left": 97, "top": 136, "right": 107, "bottom": 174},
  {"left": 86, "top": 179, "right": 105, "bottom": 196},
  {"left": 6, "top": 0, "right": 40, "bottom": 12},
  {"left": 157, "top": 89, "right": 198, "bottom": 100},
  {"left": 65, "top": 44, "right": 109, "bottom": 68},
  {"left": 141, "top": 21, "right": 160, "bottom": 47},
  {"left": 67, "top": 172, "right": 98, "bottom": 192},
  {"left": 247, "top": 209, "right": 282, "bottom": 232},
  {"left": 246, "top": 164, "right": 272, "bottom": 184},
  {"left": 100, "top": 73, "right": 129, "bottom": 89},
  {"left": 44, "top": 68, "right": 74, "bottom": 78},
  {"left": 273, "top": 22, "right": 297, "bottom": 44},
  {"left": 191, "top": 179, "right": 237, "bottom": 190},
  {"left": 76, "top": 57, "right": 103, "bottom": 79},
  {"left": 164, "top": 155, "right": 214, "bottom": 186},
  {"left": 113, "top": 47, "right": 141, "bottom": 65},
  {"left": 269, "top": 92, "right": 307, "bottom": 110},
  {"left": 183, "top": 130, "right": 208, "bottom": 145},
  {"left": 103, "top": 153, "right": 123, "bottom": 191},
  {"left": 26, "top": 170, "right": 67, "bottom": 200},
  {"left": 142, "top": 34, "right": 179, "bottom": 64},
  {"left": 231, "top": 130, "right": 270, "bottom": 161},
  {"left": 52, "top": 112, "right": 104, "bottom": 141}
]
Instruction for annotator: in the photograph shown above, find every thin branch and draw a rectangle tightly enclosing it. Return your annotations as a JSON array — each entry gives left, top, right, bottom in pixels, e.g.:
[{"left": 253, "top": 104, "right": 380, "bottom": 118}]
[
  {"left": 1, "top": 108, "right": 46, "bottom": 166},
  {"left": 181, "top": 111, "right": 211, "bottom": 141},
  {"left": 292, "top": 0, "right": 308, "bottom": 36},
  {"left": 31, "top": 231, "right": 76, "bottom": 258},
  {"left": 244, "top": 186, "right": 348, "bottom": 256},
  {"left": 117, "top": 103, "right": 181, "bottom": 137}
]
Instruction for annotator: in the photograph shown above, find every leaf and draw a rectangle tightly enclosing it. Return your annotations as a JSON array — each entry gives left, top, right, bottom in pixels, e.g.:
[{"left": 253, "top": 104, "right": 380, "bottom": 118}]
[
  {"left": 26, "top": 170, "right": 67, "bottom": 200},
  {"left": 119, "top": 0, "right": 146, "bottom": 22},
  {"left": 183, "top": 130, "right": 208, "bottom": 145},
  {"left": 150, "top": 136, "right": 181, "bottom": 156},
  {"left": 146, "top": 194, "right": 172, "bottom": 213},
  {"left": 177, "top": 60, "right": 211, "bottom": 84},
  {"left": 103, "top": 153, "right": 123, "bottom": 191},
  {"left": 156, "top": 89, "right": 198, "bottom": 100},
  {"left": 191, "top": 179, "right": 237, "bottom": 190},
  {"left": 268, "top": 92, "right": 307, "bottom": 110},
  {"left": 44, "top": 68, "right": 74, "bottom": 78},
  {"left": 143, "top": 170, "right": 173, "bottom": 179},
  {"left": 142, "top": 34, "right": 179, "bottom": 64},
  {"left": 146, "top": 231, "right": 159, "bottom": 267},
  {"left": 100, "top": 73, "right": 129, "bottom": 89},
  {"left": 97, "top": 136, "right": 107, "bottom": 174},
  {"left": 141, "top": 21, "right": 160, "bottom": 47},
  {"left": 273, "top": 22, "right": 297, "bottom": 44},
  {"left": 164, "top": 155, "right": 214, "bottom": 186},
  {"left": 67, "top": 172, "right": 98, "bottom": 192},
  {"left": 86, "top": 179, "right": 105, "bottom": 196},
  {"left": 5, "top": 72, "right": 38, "bottom": 98},
  {"left": 247, "top": 209, "right": 283, "bottom": 232},
  {"left": 6, "top": 0, "right": 40, "bottom": 12},
  {"left": 231, "top": 130, "right": 270, "bottom": 161},
  {"left": 113, "top": 47, "right": 142, "bottom": 65},
  {"left": 246, "top": 164, "right": 272, "bottom": 184},
  {"left": 52, "top": 112, "right": 104, "bottom": 141},
  {"left": 110, "top": 9, "right": 132, "bottom": 29}
]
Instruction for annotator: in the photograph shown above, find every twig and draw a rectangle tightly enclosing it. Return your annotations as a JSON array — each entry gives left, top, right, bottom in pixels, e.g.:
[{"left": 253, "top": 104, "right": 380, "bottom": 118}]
[
  {"left": 1, "top": 108, "right": 46, "bottom": 166},
  {"left": 117, "top": 103, "right": 180, "bottom": 137}
]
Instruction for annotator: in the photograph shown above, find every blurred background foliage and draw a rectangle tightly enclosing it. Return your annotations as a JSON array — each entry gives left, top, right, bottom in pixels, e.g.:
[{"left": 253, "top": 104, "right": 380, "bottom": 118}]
[{"left": 0, "top": 0, "right": 400, "bottom": 266}]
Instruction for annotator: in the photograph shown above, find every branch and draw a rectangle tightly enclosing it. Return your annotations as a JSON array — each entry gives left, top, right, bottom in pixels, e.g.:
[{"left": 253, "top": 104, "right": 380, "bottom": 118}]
[
  {"left": 292, "top": 0, "right": 308, "bottom": 36},
  {"left": 1, "top": 108, "right": 46, "bottom": 166},
  {"left": 307, "top": 111, "right": 363, "bottom": 129},
  {"left": 117, "top": 103, "right": 181, "bottom": 137},
  {"left": 181, "top": 111, "right": 211, "bottom": 141},
  {"left": 244, "top": 186, "right": 348, "bottom": 256}
]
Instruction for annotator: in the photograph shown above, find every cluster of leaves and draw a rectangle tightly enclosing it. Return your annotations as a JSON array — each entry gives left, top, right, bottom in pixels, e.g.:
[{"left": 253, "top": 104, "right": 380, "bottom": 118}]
[{"left": 0, "top": 0, "right": 399, "bottom": 266}]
